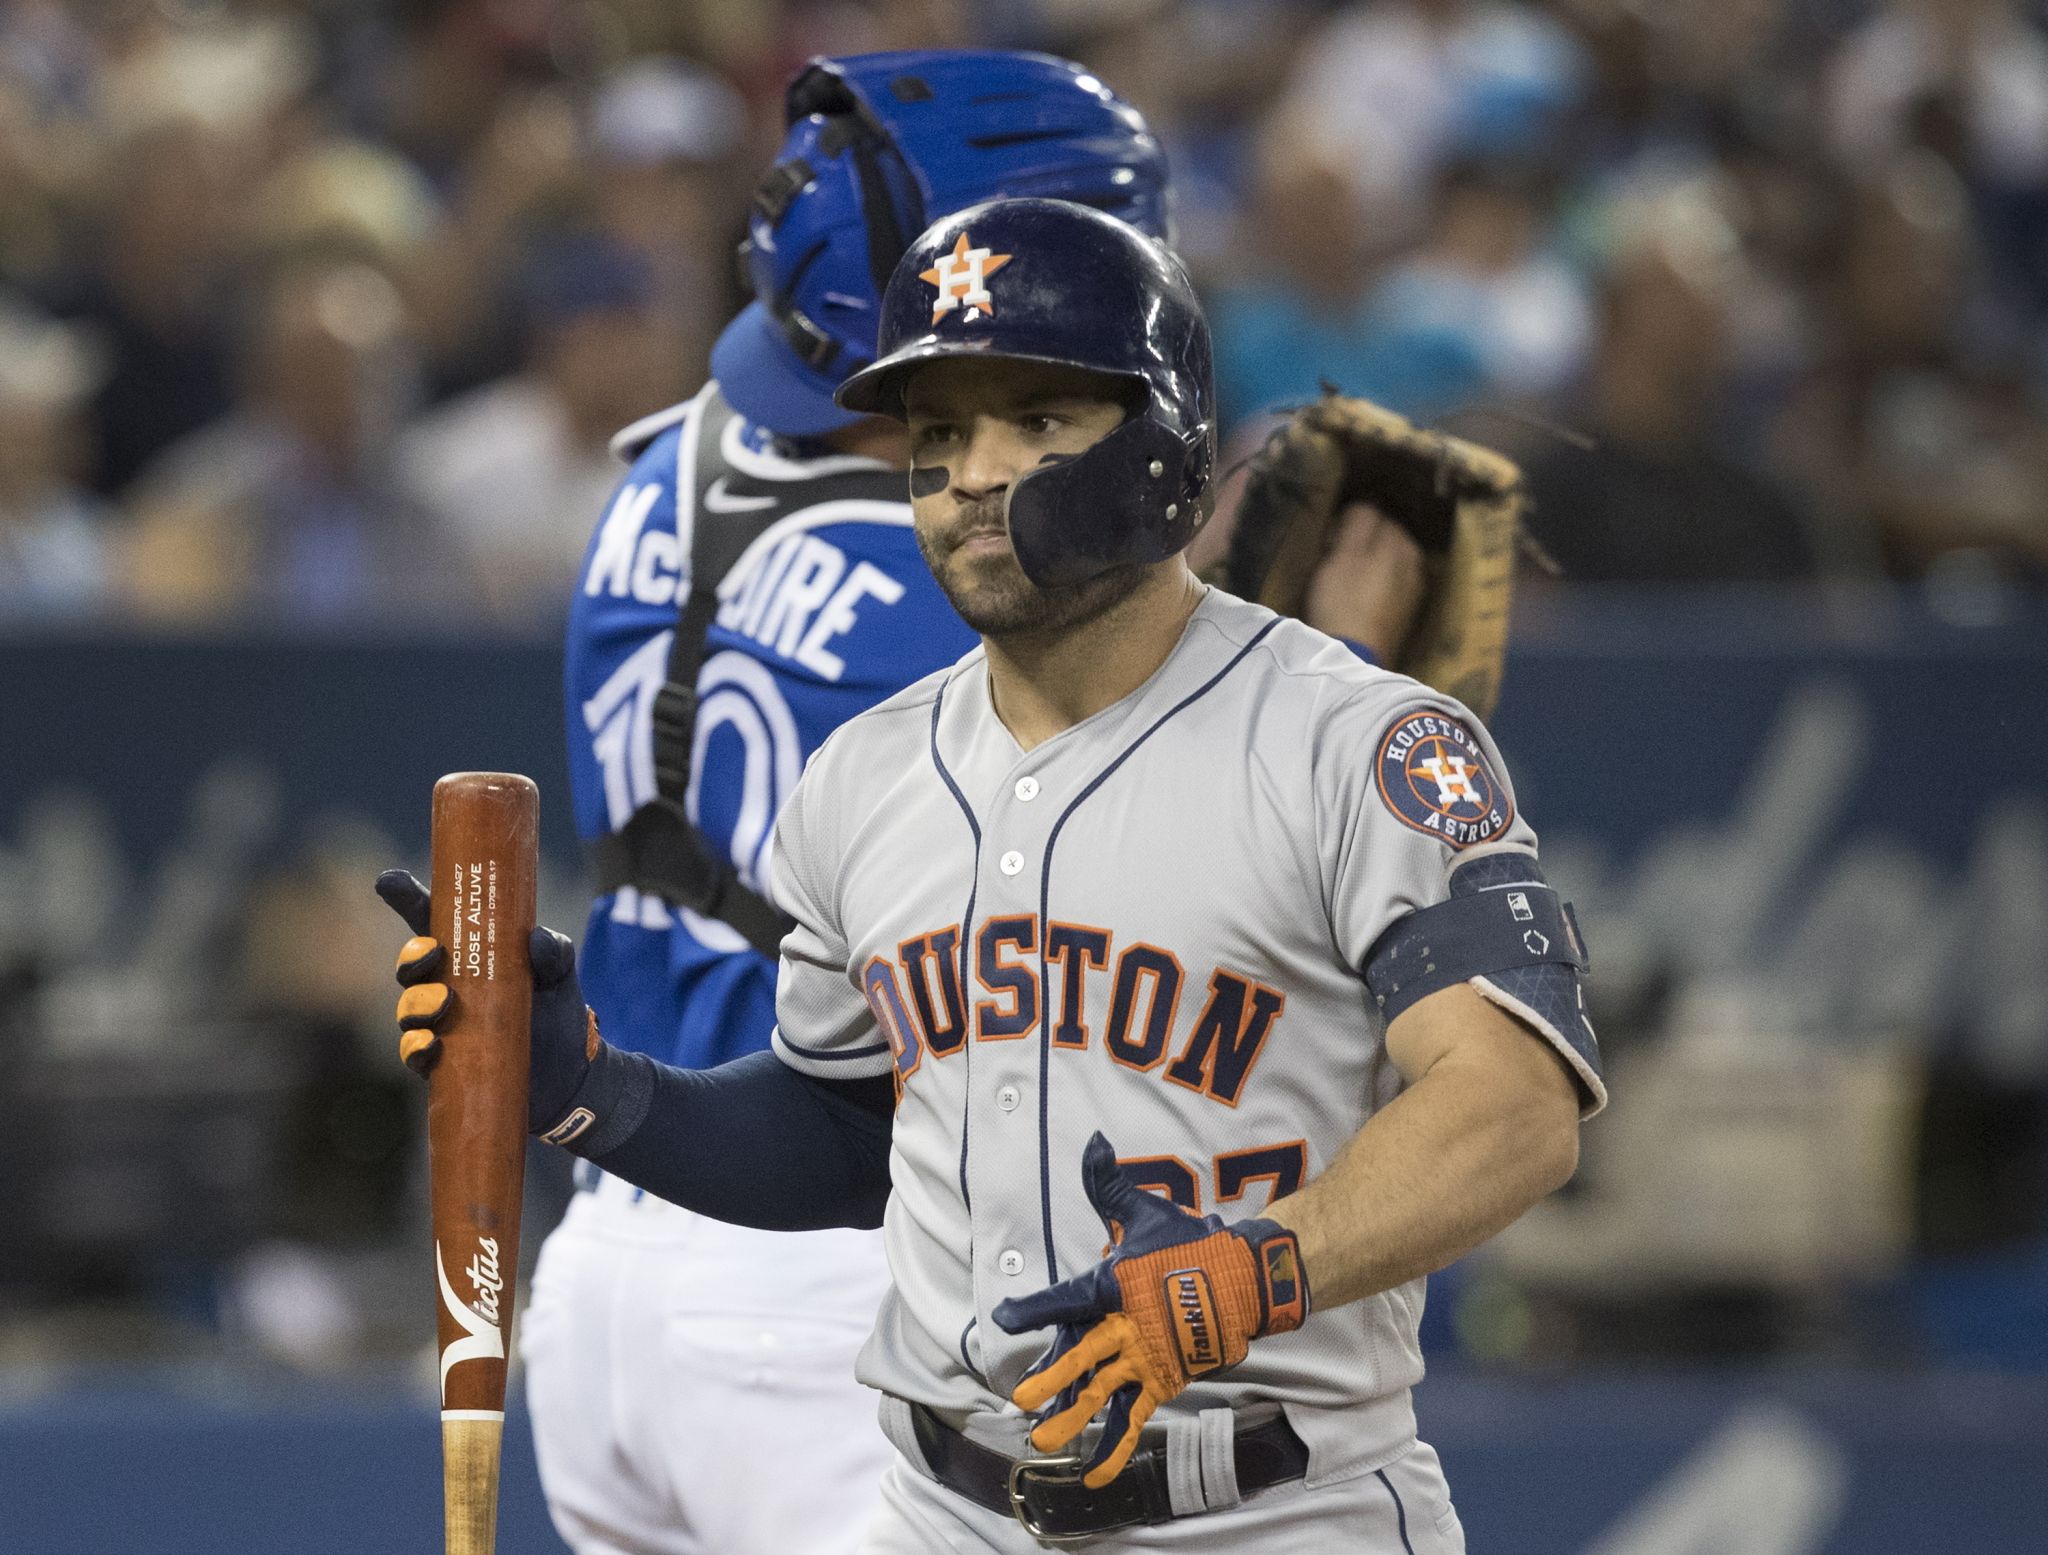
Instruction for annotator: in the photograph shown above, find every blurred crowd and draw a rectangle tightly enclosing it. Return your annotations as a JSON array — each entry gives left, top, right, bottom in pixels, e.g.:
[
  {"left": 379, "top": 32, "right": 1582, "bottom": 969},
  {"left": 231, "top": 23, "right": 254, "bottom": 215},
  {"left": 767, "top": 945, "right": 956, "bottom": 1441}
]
[
  {"left": 0, "top": 0, "right": 2045, "bottom": 628},
  {"left": 4, "top": 2, "right": 2046, "bottom": 1377}
]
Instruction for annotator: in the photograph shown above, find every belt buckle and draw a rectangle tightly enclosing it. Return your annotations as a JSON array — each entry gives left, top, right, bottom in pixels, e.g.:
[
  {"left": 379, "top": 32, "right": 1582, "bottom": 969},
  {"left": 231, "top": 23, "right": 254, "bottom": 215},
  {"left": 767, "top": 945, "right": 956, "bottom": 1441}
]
[{"left": 1007, "top": 1453, "right": 1093, "bottom": 1544}]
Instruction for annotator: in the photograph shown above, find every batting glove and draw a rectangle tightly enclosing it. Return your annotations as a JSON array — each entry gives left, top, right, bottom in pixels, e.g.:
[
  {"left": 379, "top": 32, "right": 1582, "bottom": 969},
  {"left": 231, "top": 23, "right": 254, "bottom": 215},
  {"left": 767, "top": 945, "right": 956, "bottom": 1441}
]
[
  {"left": 990, "top": 1132, "right": 1309, "bottom": 1488},
  {"left": 376, "top": 868, "right": 602, "bottom": 1134}
]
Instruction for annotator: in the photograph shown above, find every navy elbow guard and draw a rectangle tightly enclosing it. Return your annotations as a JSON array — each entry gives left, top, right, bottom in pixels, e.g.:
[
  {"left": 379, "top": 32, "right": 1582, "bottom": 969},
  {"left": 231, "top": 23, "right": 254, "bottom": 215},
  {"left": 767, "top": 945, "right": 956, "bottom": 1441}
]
[{"left": 1364, "top": 848, "right": 1605, "bottom": 1116}]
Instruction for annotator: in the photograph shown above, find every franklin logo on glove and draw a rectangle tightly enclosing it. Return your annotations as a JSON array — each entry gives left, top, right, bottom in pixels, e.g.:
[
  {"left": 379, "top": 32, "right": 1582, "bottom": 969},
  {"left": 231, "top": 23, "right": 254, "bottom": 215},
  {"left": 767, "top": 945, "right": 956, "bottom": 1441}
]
[{"left": 1168, "top": 1270, "right": 1220, "bottom": 1371}]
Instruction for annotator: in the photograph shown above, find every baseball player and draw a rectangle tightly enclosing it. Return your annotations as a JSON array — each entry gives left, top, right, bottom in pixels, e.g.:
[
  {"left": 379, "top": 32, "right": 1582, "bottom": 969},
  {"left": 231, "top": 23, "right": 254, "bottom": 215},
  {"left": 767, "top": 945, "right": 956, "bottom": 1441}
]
[
  {"left": 498, "top": 49, "right": 1452, "bottom": 1555},
  {"left": 385, "top": 196, "right": 1602, "bottom": 1550},
  {"left": 516, "top": 52, "right": 1181, "bottom": 1555}
]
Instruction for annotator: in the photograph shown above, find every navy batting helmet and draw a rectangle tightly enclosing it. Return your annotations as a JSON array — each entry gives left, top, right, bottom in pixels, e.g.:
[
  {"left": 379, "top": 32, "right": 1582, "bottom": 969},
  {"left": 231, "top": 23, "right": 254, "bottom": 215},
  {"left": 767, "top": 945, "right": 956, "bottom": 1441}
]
[
  {"left": 836, "top": 197, "right": 1216, "bottom": 589},
  {"left": 712, "top": 51, "right": 1172, "bottom": 438}
]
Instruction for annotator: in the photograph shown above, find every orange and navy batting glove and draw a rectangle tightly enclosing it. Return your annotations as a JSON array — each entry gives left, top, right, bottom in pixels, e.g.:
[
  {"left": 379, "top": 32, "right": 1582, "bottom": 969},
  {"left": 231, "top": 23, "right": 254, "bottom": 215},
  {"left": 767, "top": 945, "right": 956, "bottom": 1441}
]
[
  {"left": 990, "top": 1132, "right": 1309, "bottom": 1488},
  {"left": 375, "top": 868, "right": 603, "bottom": 1136}
]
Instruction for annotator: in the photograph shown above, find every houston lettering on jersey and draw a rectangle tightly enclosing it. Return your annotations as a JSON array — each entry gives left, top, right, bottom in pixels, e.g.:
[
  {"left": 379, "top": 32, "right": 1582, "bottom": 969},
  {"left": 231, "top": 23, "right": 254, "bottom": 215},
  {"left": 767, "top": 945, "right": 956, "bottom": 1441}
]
[{"left": 864, "top": 916, "right": 1287, "bottom": 1105}]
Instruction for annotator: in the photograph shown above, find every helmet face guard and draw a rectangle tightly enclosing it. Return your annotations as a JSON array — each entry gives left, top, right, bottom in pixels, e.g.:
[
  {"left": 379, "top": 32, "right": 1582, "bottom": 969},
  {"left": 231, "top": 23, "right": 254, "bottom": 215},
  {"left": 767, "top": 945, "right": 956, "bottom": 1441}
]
[
  {"left": 838, "top": 197, "right": 1218, "bottom": 589},
  {"left": 713, "top": 51, "right": 1174, "bottom": 439},
  {"left": 1006, "top": 413, "right": 1213, "bottom": 589}
]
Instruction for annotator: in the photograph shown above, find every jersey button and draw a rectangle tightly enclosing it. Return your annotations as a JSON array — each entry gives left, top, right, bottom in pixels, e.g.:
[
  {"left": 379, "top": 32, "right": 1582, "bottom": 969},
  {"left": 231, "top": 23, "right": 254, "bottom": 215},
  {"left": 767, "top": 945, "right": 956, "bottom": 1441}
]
[
  {"left": 1014, "top": 776, "right": 1040, "bottom": 802},
  {"left": 996, "top": 1084, "right": 1021, "bottom": 1112},
  {"left": 998, "top": 1249, "right": 1026, "bottom": 1276},
  {"left": 999, "top": 850, "right": 1024, "bottom": 876}
]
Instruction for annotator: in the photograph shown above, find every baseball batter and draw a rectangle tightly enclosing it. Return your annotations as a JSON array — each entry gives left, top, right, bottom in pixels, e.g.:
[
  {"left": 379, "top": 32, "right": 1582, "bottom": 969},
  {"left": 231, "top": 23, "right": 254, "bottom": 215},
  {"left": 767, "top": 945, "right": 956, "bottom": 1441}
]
[
  {"left": 387, "top": 196, "right": 1603, "bottom": 1549},
  {"left": 461, "top": 49, "right": 1443, "bottom": 1555},
  {"left": 510, "top": 53, "right": 1181, "bottom": 1555}
]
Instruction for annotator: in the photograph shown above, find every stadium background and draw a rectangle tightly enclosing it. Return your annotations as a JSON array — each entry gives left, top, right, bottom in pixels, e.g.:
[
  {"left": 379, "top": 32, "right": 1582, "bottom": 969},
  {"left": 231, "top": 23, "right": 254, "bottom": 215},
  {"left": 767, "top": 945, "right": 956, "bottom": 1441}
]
[{"left": 0, "top": 1, "right": 2043, "bottom": 1549}]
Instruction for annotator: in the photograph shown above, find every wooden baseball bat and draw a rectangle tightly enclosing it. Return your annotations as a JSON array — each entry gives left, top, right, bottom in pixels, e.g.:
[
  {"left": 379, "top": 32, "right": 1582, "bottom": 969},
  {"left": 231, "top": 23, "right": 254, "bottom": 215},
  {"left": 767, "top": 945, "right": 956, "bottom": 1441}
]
[{"left": 427, "top": 772, "right": 538, "bottom": 1555}]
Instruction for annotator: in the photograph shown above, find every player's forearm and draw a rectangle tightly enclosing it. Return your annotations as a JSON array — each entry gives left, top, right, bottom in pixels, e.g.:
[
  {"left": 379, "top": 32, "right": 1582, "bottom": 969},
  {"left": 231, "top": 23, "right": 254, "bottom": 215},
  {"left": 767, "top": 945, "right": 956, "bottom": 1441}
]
[
  {"left": 1265, "top": 1032, "right": 1579, "bottom": 1310},
  {"left": 567, "top": 1046, "right": 896, "bottom": 1231}
]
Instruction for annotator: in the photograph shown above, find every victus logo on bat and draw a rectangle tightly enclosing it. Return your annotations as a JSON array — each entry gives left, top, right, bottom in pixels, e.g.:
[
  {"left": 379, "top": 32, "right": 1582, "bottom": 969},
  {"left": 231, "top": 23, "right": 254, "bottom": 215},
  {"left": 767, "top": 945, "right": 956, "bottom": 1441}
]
[
  {"left": 435, "top": 1236, "right": 505, "bottom": 1402},
  {"left": 466, "top": 1235, "right": 503, "bottom": 1325}
]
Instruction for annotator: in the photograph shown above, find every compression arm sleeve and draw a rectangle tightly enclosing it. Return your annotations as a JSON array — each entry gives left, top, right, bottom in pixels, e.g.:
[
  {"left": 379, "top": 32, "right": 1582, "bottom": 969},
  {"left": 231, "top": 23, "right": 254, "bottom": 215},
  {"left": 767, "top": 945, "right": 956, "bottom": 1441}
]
[{"left": 555, "top": 1045, "right": 895, "bottom": 1231}]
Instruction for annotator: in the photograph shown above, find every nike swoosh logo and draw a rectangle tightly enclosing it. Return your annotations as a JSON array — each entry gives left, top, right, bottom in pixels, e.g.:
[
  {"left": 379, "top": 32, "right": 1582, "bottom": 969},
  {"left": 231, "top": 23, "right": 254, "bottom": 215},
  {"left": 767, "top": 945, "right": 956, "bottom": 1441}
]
[{"left": 702, "top": 477, "right": 777, "bottom": 513}]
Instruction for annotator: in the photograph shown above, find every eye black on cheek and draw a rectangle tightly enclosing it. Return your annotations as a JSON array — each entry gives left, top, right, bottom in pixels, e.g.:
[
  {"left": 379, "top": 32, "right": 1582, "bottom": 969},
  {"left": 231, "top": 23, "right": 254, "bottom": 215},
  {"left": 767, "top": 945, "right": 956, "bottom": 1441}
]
[{"left": 909, "top": 465, "right": 949, "bottom": 497}]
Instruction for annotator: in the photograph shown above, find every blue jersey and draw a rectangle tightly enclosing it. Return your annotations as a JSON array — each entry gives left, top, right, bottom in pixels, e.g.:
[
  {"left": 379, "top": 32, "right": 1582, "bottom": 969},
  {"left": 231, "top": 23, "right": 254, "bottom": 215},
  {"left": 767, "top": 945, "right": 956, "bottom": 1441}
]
[{"left": 564, "top": 384, "right": 976, "bottom": 1069}]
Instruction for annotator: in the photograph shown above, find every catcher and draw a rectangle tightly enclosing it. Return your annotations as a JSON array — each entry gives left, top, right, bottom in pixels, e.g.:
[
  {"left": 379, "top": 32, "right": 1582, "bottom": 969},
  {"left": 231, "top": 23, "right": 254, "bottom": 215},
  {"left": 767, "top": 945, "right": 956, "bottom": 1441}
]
[{"left": 1204, "top": 392, "right": 1524, "bottom": 714}]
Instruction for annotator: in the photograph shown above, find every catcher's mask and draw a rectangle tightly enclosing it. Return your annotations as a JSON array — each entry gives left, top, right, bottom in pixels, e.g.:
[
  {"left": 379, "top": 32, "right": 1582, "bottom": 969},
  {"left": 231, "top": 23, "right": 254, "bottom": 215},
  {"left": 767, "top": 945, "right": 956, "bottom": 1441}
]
[{"left": 836, "top": 197, "right": 1216, "bottom": 589}]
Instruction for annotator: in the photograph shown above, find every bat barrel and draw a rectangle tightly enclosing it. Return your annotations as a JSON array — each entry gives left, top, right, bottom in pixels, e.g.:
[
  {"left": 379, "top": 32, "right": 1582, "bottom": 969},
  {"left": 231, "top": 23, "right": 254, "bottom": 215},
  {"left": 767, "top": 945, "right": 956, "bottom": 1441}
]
[{"left": 427, "top": 771, "right": 538, "bottom": 1554}]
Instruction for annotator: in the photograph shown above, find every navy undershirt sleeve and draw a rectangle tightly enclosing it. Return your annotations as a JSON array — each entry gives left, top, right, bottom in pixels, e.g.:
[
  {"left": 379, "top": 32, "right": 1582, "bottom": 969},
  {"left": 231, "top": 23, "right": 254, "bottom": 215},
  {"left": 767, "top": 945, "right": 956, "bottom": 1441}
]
[
  {"left": 1336, "top": 636, "right": 1379, "bottom": 665},
  {"left": 559, "top": 1046, "right": 895, "bottom": 1231}
]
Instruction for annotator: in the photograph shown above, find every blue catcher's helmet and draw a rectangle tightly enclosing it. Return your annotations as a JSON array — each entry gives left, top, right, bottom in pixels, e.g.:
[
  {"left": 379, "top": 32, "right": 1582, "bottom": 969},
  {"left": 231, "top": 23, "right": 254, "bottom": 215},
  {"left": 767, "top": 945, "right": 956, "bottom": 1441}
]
[
  {"left": 836, "top": 198, "right": 1216, "bottom": 590},
  {"left": 710, "top": 50, "right": 1172, "bottom": 438}
]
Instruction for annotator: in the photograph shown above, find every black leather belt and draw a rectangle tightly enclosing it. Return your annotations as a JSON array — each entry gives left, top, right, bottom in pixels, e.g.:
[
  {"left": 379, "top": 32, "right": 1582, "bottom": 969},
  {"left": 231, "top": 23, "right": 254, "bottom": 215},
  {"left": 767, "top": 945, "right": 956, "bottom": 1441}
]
[{"left": 908, "top": 1401, "right": 1309, "bottom": 1542}]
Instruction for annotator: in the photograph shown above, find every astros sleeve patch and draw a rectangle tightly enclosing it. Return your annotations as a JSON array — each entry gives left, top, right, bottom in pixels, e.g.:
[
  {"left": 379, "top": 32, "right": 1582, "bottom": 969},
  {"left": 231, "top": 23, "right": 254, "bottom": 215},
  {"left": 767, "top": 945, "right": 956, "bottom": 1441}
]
[{"left": 1375, "top": 709, "right": 1514, "bottom": 849}]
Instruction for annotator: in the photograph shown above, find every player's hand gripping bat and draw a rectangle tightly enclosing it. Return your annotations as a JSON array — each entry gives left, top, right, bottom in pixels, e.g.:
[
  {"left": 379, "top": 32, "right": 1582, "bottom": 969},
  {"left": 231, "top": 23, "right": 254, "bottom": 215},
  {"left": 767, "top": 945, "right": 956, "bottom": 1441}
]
[{"left": 396, "top": 773, "right": 539, "bottom": 1555}]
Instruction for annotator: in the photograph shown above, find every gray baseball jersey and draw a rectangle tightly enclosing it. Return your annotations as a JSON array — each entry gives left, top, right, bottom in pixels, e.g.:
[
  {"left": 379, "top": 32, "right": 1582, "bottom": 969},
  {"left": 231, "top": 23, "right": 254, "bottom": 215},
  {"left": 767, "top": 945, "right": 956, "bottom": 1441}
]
[{"left": 769, "top": 587, "right": 1601, "bottom": 1484}]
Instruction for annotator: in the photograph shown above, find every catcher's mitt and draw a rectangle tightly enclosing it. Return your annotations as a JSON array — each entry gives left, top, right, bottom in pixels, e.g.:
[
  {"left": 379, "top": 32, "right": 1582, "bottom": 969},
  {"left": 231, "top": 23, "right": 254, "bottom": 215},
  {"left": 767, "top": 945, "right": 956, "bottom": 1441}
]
[{"left": 1211, "top": 393, "right": 1524, "bottom": 719}]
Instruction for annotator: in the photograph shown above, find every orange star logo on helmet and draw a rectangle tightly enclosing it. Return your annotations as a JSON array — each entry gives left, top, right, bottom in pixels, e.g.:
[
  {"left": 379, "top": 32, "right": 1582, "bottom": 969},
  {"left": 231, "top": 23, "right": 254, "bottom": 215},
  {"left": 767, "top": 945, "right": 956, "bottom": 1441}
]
[{"left": 920, "top": 231, "right": 1013, "bottom": 324}]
